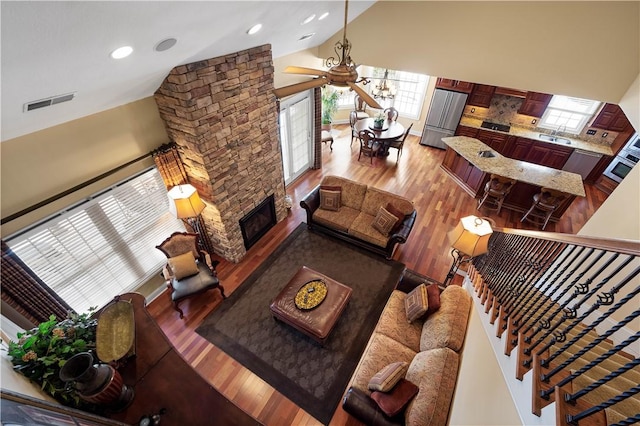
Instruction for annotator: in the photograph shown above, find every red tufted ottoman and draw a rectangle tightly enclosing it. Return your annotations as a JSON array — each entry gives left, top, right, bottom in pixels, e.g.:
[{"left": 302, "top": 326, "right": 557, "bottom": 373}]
[{"left": 269, "top": 266, "right": 352, "bottom": 345}]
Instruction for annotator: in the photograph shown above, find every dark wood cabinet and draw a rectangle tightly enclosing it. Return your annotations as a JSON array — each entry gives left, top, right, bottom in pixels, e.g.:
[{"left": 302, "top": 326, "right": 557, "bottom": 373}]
[
  {"left": 455, "top": 125, "right": 479, "bottom": 138},
  {"left": 505, "top": 136, "right": 571, "bottom": 169},
  {"left": 467, "top": 84, "right": 496, "bottom": 107},
  {"left": 591, "top": 103, "right": 632, "bottom": 132},
  {"left": 517, "top": 92, "right": 553, "bottom": 117},
  {"left": 441, "top": 148, "right": 486, "bottom": 195},
  {"left": 436, "top": 78, "right": 474, "bottom": 93},
  {"left": 506, "top": 137, "right": 533, "bottom": 161},
  {"left": 477, "top": 129, "right": 509, "bottom": 154}
]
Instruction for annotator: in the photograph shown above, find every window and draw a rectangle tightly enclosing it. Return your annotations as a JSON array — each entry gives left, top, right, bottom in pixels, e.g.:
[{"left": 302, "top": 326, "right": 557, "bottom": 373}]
[
  {"left": 368, "top": 68, "right": 429, "bottom": 120},
  {"left": 6, "top": 168, "right": 185, "bottom": 314},
  {"left": 539, "top": 95, "right": 601, "bottom": 134},
  {"left": 336, "top": 88, "right": 355, "bottom": 109}
]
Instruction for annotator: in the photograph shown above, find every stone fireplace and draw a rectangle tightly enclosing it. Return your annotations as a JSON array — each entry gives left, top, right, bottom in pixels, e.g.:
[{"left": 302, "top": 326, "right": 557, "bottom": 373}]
[{"left": 154, "top": 45, "right": 286, "bottom": 263}]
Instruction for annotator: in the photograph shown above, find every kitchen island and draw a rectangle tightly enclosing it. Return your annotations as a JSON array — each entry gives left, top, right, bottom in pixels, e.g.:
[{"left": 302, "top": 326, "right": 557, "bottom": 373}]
[{"left": 441, "top": 136, "right": 585, "bottom": 222}]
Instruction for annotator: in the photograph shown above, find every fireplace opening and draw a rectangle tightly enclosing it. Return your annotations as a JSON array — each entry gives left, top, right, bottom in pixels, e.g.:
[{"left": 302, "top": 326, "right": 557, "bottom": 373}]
[{"left": 239, "top": 194, "right": 276, "bottom": 250}]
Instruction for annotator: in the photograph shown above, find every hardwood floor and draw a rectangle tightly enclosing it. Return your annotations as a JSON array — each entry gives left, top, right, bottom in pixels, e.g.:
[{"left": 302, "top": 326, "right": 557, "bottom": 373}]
[{"left": 147, "top": 124, "right": 607, "bottom": 425}]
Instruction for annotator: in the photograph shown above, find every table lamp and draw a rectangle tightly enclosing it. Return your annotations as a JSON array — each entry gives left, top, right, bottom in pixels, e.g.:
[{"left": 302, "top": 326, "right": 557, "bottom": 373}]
[
  {"left": 167, "top": 184, "right": 214, "bottom": 255},
  {"left": 444, "top": 215, "right": 493, "bottom": 287}
]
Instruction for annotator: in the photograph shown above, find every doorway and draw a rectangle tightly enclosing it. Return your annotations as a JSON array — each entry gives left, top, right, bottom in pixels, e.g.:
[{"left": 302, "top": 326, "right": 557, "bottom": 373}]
[{"left": 279, "top": 91, "right": 314, "bottom": 185}]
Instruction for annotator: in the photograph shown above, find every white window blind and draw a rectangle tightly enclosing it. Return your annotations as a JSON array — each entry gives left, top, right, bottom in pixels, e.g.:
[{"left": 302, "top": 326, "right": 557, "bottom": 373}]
[{"left": 6, "top": 168, "right": 185, "bottom": 314}]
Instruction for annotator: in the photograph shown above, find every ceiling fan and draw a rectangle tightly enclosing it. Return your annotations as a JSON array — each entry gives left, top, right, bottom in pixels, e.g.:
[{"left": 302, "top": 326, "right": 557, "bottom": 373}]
[{"left": 273, "top": 0, "right": 382, "bottom": 110}]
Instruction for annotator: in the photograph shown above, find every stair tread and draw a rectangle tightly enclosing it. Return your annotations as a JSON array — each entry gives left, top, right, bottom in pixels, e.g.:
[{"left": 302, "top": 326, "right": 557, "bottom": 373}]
[{"left": 572, "top": 375, "right": 640, "bottom": 419}]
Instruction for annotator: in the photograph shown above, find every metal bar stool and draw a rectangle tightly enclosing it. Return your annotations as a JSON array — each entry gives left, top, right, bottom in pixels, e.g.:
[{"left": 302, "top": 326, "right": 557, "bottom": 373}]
[
  {"left": 520, "top": 187, "right": 568, "bottom": 230},
  {"left": 477, "top": 174, "right": 516, "bottom": 215}
]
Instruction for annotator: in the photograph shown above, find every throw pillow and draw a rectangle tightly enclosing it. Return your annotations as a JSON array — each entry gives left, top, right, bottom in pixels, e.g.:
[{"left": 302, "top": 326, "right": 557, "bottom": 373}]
[
  {"left": 368, "top": 361, "right": 408, "bottom": 392},
  {"left": 167, "top": 251, "right": 199, "bottom": 280},
  {"left": 319, "top": 186, "right": 341, "bottom": 211},
  {"left": 371, "top": 206, "right": 399, "bottom": 236},
  {"left": 425, "top": 283, "right": 441, "bottom": 317},
  {"left": 371, "top": 378, "right": 419, "bottom": 417},
  {"left": 404, "top": 284, "right": 429, "bottom": 323},
  {"left": 385, "top": 202, "right": 405, "bottom": 233}
]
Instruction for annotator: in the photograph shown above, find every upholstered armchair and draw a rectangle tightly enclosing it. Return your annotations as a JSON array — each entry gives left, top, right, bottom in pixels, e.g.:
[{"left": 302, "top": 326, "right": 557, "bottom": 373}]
[{"left": 156, "top": 232, "right": 225, "bottom": 318}]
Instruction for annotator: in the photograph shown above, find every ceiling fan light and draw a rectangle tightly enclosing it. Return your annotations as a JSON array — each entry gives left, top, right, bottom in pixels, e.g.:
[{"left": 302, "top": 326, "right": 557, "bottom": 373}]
[
  {"left": 318, "top": 12, "right": 329, "bottom": 20},
  {"left": 247, "top": 24, "right": 262, "bottom": 35},
  {"left": 301, "top": 14, "right": 316, "bottom": 25},
  {"left": 299, "top": 33, "right": 315, "bottom": 41}
]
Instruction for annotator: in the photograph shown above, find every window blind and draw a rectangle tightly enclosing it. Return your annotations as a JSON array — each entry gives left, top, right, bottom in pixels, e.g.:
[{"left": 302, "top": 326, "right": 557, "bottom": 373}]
[{"left": 6, "top": 168, "right": 185, "bottom": 314}]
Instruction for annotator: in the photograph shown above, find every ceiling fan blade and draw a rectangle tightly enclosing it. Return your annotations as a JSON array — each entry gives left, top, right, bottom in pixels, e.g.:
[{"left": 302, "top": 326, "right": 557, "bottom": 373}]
[
  {"left": 273, "top": 78, "right": 327, "bottom": 99},
  {"left": 348, "top": 82, "right": 383, "bottom": 110},
  {"left": 284, "top": 66, "right": 328, "bottom": 77}
]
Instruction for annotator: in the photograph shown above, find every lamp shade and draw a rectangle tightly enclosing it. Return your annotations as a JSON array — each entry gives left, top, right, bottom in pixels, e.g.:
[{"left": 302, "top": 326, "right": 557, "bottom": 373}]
[
  {"left": 167, "top": 184, "right": 206, "bottom": 218},
  {"left": 447, "top": 215, "right": 493, "bottom": 258}
]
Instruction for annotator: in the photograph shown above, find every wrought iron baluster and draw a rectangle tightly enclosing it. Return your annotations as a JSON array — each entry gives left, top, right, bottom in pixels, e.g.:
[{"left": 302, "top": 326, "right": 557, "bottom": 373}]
[
  {"left": 526, "top": 251, "right": 618, "bottom": 354},
  {"left": 514, "top": 245, "right": 583, "bottom": 337},
  {"left": 543, "top": 277, "right": 640, "bottom": 369},
  {"left": 540, "top": 321, "right": 640, "bottom": 397},
  {"left": 566, "top": 358, "right": 640, "bottom": 402},
  {"left": 565, "top": 384, "right": 640, "bottom": 425}
]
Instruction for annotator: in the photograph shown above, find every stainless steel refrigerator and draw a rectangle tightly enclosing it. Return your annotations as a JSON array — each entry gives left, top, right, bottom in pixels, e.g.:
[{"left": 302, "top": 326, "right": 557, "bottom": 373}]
[{"left": 420, "top": 89, "right": 468, "bottom": 149}]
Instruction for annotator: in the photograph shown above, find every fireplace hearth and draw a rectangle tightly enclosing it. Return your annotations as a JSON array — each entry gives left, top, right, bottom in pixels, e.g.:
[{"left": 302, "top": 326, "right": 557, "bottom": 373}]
[{"left": 239, "top": 194, "right": 276, "bottom": 250}]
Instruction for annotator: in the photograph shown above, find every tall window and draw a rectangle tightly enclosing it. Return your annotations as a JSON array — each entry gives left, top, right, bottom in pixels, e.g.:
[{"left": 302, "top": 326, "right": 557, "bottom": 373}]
[
  {"left": 5, "top": 168, "right": 185, "bottom": 313},
  {"left": 370, "top": 68, "right": 429, "bottom": 119},
  {"left": 539, "top": 95, "right": 601, "bottom": 134}
]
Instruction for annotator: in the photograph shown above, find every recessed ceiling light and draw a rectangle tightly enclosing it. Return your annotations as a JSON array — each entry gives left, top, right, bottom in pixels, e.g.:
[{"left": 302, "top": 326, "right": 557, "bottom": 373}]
[
  {"left": 247, "top": 24, "right": 262, "bottom": 35},
  {"left": 110, "top": 46, "right": 133, "bottom": 59},
  {"left": 318, "top": 12, "right": 329, "bottom": 20},
  {"left": 155, "top": 38, "right": 177, "bottom": 52},
  {"left": 299, "top": 33, "right": 315, "bottom": 41},
  {"left": 301, "top": 14, "right": 316, "bottom": 25}
]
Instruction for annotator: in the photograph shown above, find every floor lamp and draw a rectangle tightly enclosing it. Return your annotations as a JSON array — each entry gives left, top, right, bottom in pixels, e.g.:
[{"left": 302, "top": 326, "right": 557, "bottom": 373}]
[
  {"left": 167, "top": 184, "right": 216, "bottom": 256},
  {"left": 443, "top": 215, "right": 493, "bottom": 287}
]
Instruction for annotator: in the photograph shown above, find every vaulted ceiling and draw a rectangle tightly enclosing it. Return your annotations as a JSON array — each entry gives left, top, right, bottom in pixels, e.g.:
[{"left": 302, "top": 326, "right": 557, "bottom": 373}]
[{"left": 0, "top": 1, "right": 374, "bottom": 141}]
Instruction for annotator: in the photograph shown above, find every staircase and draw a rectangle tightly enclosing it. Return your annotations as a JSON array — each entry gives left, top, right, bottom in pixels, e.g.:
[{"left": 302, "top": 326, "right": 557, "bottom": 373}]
[{"left": 466, "top": 228, "right": 640, "bottom": 426}]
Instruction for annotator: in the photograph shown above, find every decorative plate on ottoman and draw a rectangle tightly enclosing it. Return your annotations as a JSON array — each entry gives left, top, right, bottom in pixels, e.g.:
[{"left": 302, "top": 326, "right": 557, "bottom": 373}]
[{"left": 295, "top": 279, "right": 328, "bottom": 310}]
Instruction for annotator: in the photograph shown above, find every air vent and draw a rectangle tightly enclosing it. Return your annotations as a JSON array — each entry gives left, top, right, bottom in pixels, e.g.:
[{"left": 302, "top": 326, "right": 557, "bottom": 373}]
[{"left": 24, "top": 92, "right": 75, "bottom": 112}]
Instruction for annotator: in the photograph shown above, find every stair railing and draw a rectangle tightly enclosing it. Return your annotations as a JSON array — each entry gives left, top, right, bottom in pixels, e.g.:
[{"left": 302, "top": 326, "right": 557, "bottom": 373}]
[{"left": 469, "top": 227, "right": 640, "bottom": 426}]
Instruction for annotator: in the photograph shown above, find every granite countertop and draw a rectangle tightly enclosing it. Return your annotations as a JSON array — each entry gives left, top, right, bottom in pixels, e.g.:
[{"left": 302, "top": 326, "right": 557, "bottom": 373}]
[
  {"left": 442, "top": 136, "right": 586, "bottom": 197},
  {"left": 459, "top": 117, "right": 613, "bottom": 156}
]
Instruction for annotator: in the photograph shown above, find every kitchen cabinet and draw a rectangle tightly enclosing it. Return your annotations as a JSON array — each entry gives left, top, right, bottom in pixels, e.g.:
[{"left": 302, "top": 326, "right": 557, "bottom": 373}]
[
  {"left": 591, "top": 103, "right": 631, "bottom": 132},
  {"left": 477, "top": 129, "right": 509, "bottom": 154},
  {"left": 467, "top": 84, "right": 496, "bottom": 107},
  {"left": 505, "top": 136, "right": 572, "bottom": 169},
  {"left": 517, "top": 92, "right": 553, "bottom": 117},
  {"left": 455, "top": 125, "right": 479, "bottom": 138},
  {"left": 506, "top": 137, "right": 533, "bottom": 161},
  {"left": 442, "top": 148, "right": 486, "bottom": 195},
  {"left": 435, "top": 78, "right": 474, "bottom": 94}
]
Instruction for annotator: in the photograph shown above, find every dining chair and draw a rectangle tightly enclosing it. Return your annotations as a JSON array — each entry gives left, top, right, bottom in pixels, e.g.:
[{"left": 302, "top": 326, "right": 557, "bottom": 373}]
[
  {"left": 358, "top": 129, "right": 380, "bottom": 164},
  {"left": 387, "top": 123, "right": 412, "bottom": 163},
  {"left": 349, "top": 111, "right": 359, "bottom": 147},
  {"left": 384, "top": 107, "right": 399, "bottom": 121},
  {"left": 354, "top": 95, "right": 369, "bottom": 120}
]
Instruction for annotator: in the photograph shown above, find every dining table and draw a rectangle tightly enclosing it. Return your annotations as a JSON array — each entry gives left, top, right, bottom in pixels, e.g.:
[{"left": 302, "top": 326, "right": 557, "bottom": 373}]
[{"left": 354, "top": 118, "right": 405, "bottom": 157}]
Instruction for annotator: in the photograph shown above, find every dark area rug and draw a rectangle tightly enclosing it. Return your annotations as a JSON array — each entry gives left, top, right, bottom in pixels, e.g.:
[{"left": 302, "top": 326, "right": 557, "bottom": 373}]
[{"left": 196, "top": 224, "right": 405, "bottom": 425}]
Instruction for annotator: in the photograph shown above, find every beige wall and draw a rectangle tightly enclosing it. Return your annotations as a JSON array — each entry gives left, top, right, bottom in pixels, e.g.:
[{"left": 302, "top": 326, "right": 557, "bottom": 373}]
[
  {"left": 0, "top": 98, "right": 169, "bottom": 237},
  {"left": 449, "top": 306, "right": 522, "bottom": 425},
  {"left": 319, "top": 2, "right": 639, "bottom": 108}
]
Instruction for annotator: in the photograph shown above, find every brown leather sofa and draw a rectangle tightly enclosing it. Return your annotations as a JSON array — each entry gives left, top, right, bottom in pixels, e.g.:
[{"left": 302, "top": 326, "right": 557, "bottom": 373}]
[{"left": 300, "top": 176, "right": 416, "bottom": 260}]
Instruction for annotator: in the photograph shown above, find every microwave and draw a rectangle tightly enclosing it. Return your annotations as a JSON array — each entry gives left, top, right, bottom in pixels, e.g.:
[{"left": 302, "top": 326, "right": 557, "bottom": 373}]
[{"left": 625, "top": 132, "right": 640, "bottom": 158}]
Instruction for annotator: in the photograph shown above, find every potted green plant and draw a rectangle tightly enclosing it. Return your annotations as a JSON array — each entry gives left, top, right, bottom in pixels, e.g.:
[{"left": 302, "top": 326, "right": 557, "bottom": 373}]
[
  {"left": 373, "top": 112, "right": 385, "bottom": 130},
  {"left": 6, "top": 310, "right": 98, "bottom": 408},
  {"left": 321, "top": 88, "right": 340, "bottom": 131}
]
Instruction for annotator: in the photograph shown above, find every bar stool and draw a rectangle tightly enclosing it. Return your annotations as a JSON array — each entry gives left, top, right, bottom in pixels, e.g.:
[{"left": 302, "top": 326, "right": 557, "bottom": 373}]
[
  {"left": 477, "top": 174, "right": 516, "bottom": 215},
  {"left": 520, "top": 188, "right": 568, "bottom": 230}
]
